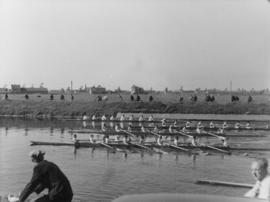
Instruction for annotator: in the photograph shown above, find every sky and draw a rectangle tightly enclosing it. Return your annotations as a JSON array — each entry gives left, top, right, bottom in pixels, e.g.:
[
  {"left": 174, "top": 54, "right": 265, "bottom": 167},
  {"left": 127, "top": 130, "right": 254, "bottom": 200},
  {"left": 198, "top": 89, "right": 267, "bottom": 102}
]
[{"left": 0, "top": 0, "right": 270, "bottom": 91}]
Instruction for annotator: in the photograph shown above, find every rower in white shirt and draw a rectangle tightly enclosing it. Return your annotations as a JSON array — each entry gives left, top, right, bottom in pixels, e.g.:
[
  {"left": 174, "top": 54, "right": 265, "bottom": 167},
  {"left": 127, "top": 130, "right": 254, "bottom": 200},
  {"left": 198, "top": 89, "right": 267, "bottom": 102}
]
[
  {"left": 103, "top": 135, "right": 109, "bottom": 144},
  {"left": 222, "top": 121, "right": 228, "bottom": 129},
  {"left": 101, "top": 123, "right": 107, "bottom": 132},
  {"left": 191, "top": 136, "right": 199, "bottom": 147},
  {"left": 235, "top": 122, "right": 241, "bottom": 129},
  {"left": 120, "top": 114, "right": 125, "bottom": 122},
  {"left": 127, "top": 124, "right": 132, "bottom": 132},
  {"left": 197, "top": 121, "right": 203, "bottom": 129},
  {"left": 153, "top": 125, "right": 159, "bottom": 133},
  {"left": 161, "top": 118, "right": 166, "bottom": 127},
  {"left": 91, "top": 114, "right": 96, "bottom": 121},
  {"left": 173, "top": 121, "right": 178, "bottom": 127},
  {"left": 157, "top": 135, "right": 163, "bottom": 146},
  {"left": 209, "top": 121, "right": 215, "bottom": 129},
  {"left": 138, "top": 115, "right": 144, "bottom": 122},
  {"left": 101, "top": 114, "right": 107, "bottom": 121},
  {"left": 89, "top": 134, "right": 94, "bottom": 143},
  {"left": 141, "top": 125, "right": 146, "bottom": 133},
  {"left": 246, "top": 122, "right": 251, "bottom": 129},
  {"left": 185, "top": 121, "right": 191, "bottom": 128},
  {"left": 129, "top": 115, "right": 134, "bottom": 121},
  {"left": 148, "top": 115, "right": 154, "bottom": 122},
  {"left": 173, "top": 136, "right": 179, "bottom": 146},
  {"left": 169, "top": 125, "right": 174, "bottom": 133},
  {"left": 110, "top": 115, "right": 114, "bottom": 121},
  {"left": 115, "top": 124, "right": 121, "bottom": 132}
]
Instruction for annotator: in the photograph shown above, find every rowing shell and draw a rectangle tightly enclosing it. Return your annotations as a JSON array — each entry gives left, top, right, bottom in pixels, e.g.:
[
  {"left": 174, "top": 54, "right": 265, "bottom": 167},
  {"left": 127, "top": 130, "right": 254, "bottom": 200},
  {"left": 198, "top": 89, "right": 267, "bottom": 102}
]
[
  {"left": 68, "top": 129, "right": 265, "bottom": 138},
  {"left": 30, "top": 141, "right": 270, "bottom": 151}
]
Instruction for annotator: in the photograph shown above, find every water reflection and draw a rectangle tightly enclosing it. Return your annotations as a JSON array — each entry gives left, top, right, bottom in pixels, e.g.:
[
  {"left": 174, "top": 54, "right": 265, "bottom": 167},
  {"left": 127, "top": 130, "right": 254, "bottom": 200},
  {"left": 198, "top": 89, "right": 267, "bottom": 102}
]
[
  {"left": 5, "top": 126, "right": 8, "bottom": 136},
  {"left": 91, "top": 121, "right": 96, "bottom": 128},
  {"left": 24, "top": 128, "right": 29, "bottom": 136},
  {"left": 50, "top": 127, "right": 54, "bottom": 135}
]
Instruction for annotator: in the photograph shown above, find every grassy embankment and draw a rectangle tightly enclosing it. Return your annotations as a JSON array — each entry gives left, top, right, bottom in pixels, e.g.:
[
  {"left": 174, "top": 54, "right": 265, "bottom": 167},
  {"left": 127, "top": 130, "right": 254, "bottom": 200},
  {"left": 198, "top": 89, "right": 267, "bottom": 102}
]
[{"left": 0, "top": 92, "right": 269, "bottom": 118}]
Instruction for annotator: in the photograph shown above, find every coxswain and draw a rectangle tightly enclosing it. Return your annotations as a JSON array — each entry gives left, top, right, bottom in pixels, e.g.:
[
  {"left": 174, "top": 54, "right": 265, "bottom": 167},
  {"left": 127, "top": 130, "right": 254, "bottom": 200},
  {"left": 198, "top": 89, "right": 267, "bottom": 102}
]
[
  {"left": 222, "top": 121, "right": 228, "bottom": 129},
  {"left": 138, "top": 115, "right": 144, "bottom": 122},
  {"left": 89, "top": 135, "right": 95, "bottom": 143},
  {"left": 153, "top": 125, "right": 159, "bottom": 133},
  {"left": 127, "top": 124, "right": 132, "bottom": 132},
  {"left": 101, "top": 114, "right": 107, "bottom": 121},
  {"left": 235, "top": 122, "right": 241, "bottom": 129},
  {"left": 115, "top": 124, "right": 121, "bottom": 132},
  {"left": 91, "top": 114, "right": 96, "bottom": 121},
  {"left": 157, "top": 135, "right": 163, "bottom": 146},
  {"left": 161, "top": 118, "right": 166, "bottom": 127},
  {"left": 148, "top": 115, "right": 154, "bottom": 122},
  {"left": 209, "top": 121, "right": 215, "bottom": 129},
  {"left": 173, "top": 136, "right": 179, "bottom": 146},
  {"left": 110, "top": 115, "right": 114, "bottom": 121},
  {"left": 120, "top": 114, "right": 125, "bottom": 122},
  {"left": 185, "top": 121, "right": 191, "bottom": 128}
]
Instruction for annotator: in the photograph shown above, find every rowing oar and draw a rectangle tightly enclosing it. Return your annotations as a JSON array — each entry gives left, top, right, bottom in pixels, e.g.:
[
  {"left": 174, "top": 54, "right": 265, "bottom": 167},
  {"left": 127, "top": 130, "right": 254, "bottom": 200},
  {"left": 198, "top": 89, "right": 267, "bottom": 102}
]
[
  {"left": 204, "top": 145, "right": 231, "bottom": 155},
  {"left": 196, "top": 179, "right": 253, "bottom": 188},
  {"left": 202, "top": 131, "right": 223, "bottom": 139},
  {"left": 100, "top": 142, "right": 125, "bottom": 153},
  {"left": 120, "top": 129, "right": 136, "bottom": 138}
]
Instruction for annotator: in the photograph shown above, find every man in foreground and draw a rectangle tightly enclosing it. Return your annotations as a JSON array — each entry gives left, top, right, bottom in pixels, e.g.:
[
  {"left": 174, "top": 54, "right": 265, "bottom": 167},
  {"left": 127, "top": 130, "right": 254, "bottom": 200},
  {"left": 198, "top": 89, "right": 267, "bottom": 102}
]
[
  {"left": 19, "top": 150, "right": 73, "bottom": 202},
  {"left": 244, "top": 158, "right": 270, "bottom": 199}
]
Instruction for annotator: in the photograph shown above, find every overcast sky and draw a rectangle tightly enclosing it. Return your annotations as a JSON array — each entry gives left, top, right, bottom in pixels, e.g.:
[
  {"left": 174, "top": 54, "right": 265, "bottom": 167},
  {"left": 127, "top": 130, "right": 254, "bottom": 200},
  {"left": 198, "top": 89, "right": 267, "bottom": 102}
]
[{"left": 0, "top": 0, "right": 269, "bottom": 91}]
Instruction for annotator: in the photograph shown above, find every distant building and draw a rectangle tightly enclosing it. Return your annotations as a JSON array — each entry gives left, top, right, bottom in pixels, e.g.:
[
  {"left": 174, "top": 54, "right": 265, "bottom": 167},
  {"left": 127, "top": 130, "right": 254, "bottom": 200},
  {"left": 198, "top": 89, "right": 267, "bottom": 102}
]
[
  {"left": 11, "top": 84, "right": 48, "bottom": 94},
  {"left": 131, "top": 85, "right": 145, "bottom": 94},
  {"left": 89, "top": 85, "right": 106, "bottom": 94}
]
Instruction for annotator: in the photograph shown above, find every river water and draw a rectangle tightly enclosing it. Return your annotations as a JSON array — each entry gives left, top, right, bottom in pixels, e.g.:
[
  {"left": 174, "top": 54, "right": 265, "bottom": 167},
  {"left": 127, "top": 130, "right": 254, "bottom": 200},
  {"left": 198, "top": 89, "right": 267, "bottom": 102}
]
[{"left": 0, "top": 118, "right": 269, "bottom": 202}]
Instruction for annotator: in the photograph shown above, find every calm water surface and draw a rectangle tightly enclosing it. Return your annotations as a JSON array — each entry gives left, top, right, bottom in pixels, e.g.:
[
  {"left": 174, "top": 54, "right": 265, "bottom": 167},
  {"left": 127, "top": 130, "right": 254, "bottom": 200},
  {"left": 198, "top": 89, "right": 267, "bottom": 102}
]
[{"left": 0, "top": 118, "right": 270, "bottom": 202}]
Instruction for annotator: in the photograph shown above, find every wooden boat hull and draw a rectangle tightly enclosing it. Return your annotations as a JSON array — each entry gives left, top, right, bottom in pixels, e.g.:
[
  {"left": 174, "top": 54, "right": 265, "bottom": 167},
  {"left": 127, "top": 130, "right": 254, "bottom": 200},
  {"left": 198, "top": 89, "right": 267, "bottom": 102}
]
[
  {"left": 68, "top": 130, "right": 265, "bottom": 138},
  {"left": 30, "top": 141, "right": 270, "bottom": 151},
  {"left": 112, "top": 193, "right": 262, "bottom": 202}
]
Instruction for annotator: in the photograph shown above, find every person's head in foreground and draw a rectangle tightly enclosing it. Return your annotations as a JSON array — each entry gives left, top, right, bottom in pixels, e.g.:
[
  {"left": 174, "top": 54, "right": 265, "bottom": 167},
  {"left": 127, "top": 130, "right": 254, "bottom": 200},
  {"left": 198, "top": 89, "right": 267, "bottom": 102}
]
[
  {"left": 251, "top": 158, "right": 268, "bottom": 182},
  {"left": 29, "top": 150, "right": 45, "bottom": 163}
]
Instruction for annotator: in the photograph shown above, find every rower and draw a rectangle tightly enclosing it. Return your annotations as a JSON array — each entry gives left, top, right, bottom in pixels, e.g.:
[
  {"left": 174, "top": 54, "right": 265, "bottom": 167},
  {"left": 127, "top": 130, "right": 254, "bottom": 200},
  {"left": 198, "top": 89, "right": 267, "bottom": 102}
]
[
  {"left": 173, "top": 120, "right": 178, "bottom": 127},
  {"left": 72, "top": 134, "right": 78, "bottom": 143},
  {"left": 209, "top": 121, "right": 215, "bottom": 129},
  {"left": 153, "top": 125, "right": 159, "bottom": 133},
  {"left": 89, "top": 134, "right": 95, "bottom": 143},
  {"left": 169, "top": 125, "right": 174, "bottom": 133},
  {"left": 115, "top": 124, "right": 121, "bottom": 132},
  {"left": 182, "top": 126, "right": 188, "bottom": 133},
  {"left": 173, "top": 136, "right": 179, "bottom": 146},
  {"left": 120, "top": 114, "right": 125, "bottom": 122},
  {"left": 91, "top": 114, "right": 96, "bottom": 121},
  {"left": 139, "top": 135, "right": 145, "bottom": 145},
  {"left": 234, "top": 122, "right": 241, "bottom": 129},
  {"left": 114, "top": 135, "right": 120, "bottom": 142},
  {"left": 110, "top": 115, "right": 114, "bottom": 121},
  {"left": 138, "top": 115, "right": 144, "bottom": 122},
  {"left": 220, "top": 137, "right": 228, "bottom": 147},
  {"left": 161, "top": 118, "right": 166, "bottom": 127},
  {"left": 148, "top": 115, "right": 154, "bottom": 122},
  {"left": 197, "top": 121, "right": 203, "bottom": 129},
  {"left": 141, "top": 125, "right": 146, "bottom": 133},
  {"left": 123, "top": 135, "right": 128, "bottom": 144},
  {"left": 222, "top": 121, "right": 228, "bottom": 129},
  {"left": 191, "top": 136, "right": 199, "bottom": 147},
  {"left": 103, "top": 135, "right": 109, "bottom": 144},
  {"left": 101, "top": 123, "right": 107, "bottom": 132},
  {"left": 157, "top": 135, "right": 163, "bottom": 146},
  {"left": 129, "top": 114, "right": 134, "bottom": 121},
  {"left": 101, "top": 114, "right": 107, "bottom": 121},
  {"left": 245, "top": 122, "right": 251, "bottom": 129},
  {"left": 82, "top": 114, "right": 89, "bottom": 121},
  {"left": 127, "top": 124, "right": 132, "bottom": 132},
  {"left": 217, "top": 128, "right": 224, "bottom": 134},
  {"left": 185, "top": 121, "right": 191, "bottom": 128},
  {"left": 196, "top": 126, "right": 201, "bottom": 134}
]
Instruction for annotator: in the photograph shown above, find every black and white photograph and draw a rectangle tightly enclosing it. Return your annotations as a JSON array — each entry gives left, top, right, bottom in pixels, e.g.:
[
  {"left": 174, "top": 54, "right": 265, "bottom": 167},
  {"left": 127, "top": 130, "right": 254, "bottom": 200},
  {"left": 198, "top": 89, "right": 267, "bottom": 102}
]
[{"left": 0, "top": 0, "right": 270, "bottom": 201}]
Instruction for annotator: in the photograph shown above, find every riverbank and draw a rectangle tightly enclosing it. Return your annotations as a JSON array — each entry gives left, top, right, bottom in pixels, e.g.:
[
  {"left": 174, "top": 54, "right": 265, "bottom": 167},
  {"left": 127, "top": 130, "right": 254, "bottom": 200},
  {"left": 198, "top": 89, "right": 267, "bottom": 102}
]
[{"left": 0, "top": 99, "right": 269, "bottom": 119}]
